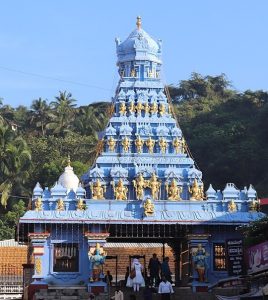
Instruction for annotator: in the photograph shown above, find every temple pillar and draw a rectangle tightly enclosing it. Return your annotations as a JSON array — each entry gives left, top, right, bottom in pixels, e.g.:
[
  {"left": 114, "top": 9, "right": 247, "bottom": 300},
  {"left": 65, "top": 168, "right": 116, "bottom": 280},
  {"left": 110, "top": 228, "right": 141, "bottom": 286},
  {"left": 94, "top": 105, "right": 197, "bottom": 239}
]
[{"left": 187, "top": 234, "right": 211, "bottom": 292}]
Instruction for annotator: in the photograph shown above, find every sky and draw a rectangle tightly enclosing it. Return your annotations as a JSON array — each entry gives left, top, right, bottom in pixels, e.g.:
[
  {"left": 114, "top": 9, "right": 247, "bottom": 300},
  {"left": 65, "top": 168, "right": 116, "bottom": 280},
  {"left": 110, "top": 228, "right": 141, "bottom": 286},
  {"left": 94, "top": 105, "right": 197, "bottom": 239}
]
[{"left": 1, "top": 0, "right": 268, "bottom": 107}]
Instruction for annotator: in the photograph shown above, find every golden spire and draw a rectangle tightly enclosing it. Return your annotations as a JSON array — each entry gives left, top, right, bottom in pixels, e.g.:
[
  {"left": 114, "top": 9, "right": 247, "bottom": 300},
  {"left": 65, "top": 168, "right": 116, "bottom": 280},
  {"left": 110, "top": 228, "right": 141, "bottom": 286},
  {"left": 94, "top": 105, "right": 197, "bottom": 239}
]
[
  {"left": 67, "top": 155, "right": 71, "bottom": 167},
  {"left": 136, "top": 16, "right": 142, "bottom": 30}
]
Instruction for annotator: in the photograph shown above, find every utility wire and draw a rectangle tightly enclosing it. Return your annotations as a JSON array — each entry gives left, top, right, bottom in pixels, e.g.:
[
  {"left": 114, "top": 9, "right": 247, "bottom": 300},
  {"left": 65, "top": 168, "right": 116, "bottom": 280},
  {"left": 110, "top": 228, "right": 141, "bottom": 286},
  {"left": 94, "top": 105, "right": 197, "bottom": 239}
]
[
  {"left": 0, "top": 65, "right": 113, "bottom": 92},
  {"left": 0, "top": 192, "right": 30, "bottom": 200}
]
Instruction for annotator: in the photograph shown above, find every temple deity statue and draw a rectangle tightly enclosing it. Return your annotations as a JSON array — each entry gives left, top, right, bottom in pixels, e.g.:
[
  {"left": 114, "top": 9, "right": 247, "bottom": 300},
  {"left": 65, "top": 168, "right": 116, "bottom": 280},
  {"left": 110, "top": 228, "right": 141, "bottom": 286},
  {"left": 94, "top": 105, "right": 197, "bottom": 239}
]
[
  {"left": 150, "top": 102, "right": 158, "bottom": 114},
  {"left": 146, "top": 137, "right": 155, "bottom": 154},
  {"left": 181, "top": 137, "right": 186, "bottom": 154},
  {"left": 119, "top": 102, "right": 127, "bottom": 116},
  {"left": 159, "top": 137, "right": 167, "bottom": 153},
  {"left": 88, "top": 243, "right": 107, "bottom": 282},
  {"left": 228, "top": 200, "right": 237, "bottom": 212},
  {"left": 129, "top": 101, "right": 135, "bottom": 114},
  {"left": 34, "top": 198, "right": 43, "bottom": 211},
  {"left": 90, "top": 179, "right": 106, "bottom": 200},
  {"left": 144, "top": 102, "right": 150, "bottom": 114},
  {"left": 136, "top": 102, "right": 144, "bottom": 115},
  {"left": 188, "top": 179, "right": 204, "bottom": 201},
  {"left": 76, "top": 198, "right": 85, "bottom": 210},
  {"left": 130, "top": 69, "right": 136, "bottom": 77},
  {"left": 135, "top": 135, "right": 144, "bottom": 153},
  {"left": 56, "top": 198, "right": 65, "bottom": 211},
  {"left": 249, "top": 199, "right": 260, "bottom": 212},
  {"left": 107, "top": 137, "right": 116, "bottom": 152},
  {"left": 165, "top": 179, "right": 182, "bottom": 201},
  {"left": 192, "top": 244, "right": 208, "bottom": 282},
  {"left": 148, "top": 69, "right": 154, "bottom": 78},
  {"left": 133, "top": 173, "right": 148, "bottom": 200},
  {"left": 121, "top": 137, "right": 130, "bottom": 152},
  {"left": 148, "top": 173, "right": 161, "bottom": 200},
  {"left": 144, "top": 199, "right": 154, "bottom": 216},
  {"left": 159, "top": 103, "right": 166, "bottom": 116},
  {"left": 172, "top": 137, "right": 182, "bottom": 154},
  {"left": 112, "top": 179, "right": 128, "bottom": 200}
]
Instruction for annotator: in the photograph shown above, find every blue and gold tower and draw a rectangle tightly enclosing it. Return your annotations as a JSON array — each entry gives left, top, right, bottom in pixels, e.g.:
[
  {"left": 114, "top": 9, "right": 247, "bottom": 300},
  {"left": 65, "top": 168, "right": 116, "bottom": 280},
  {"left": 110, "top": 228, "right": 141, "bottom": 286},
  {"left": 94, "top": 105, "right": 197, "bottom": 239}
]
[{"left": 19, "top": 18, "right": 264, "bottom": 293}]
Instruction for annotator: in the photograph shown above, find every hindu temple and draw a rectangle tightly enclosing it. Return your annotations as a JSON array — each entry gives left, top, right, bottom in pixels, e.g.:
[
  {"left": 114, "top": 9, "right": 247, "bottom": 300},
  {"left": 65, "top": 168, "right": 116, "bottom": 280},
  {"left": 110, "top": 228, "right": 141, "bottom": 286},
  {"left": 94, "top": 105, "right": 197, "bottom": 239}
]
[{"left": 18, "top": 17, "right": 264, "bottom": 297}]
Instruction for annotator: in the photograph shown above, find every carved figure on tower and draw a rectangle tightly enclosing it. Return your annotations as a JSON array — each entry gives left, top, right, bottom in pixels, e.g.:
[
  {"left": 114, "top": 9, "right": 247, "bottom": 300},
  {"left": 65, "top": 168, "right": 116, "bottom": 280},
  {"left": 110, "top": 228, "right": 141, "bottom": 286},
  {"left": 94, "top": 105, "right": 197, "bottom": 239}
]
[
  {"left": 181, "top": 137, "right": 186, "bottom": 154},
  {"left": 121, "top": 137, "right": 130, "bottom": 152},
  {"left": 76, "top": 198, "right": 85, "bottom": 210},
  {"left": 172, "top": 137, "right": 182, "bottom": 154},
  {"left": 146, "top": 137, "right": 155, "bottom": 154},
  {"left": 136, "top": 102, "right": 144, "bottom": 115},
  {"left": 249, "top": 199, "right": 260, "bottom": 212},
  {"left": 90, "top": 179, "right": 106, "bottom": 200},
  {"left": 150, "top": 102, "right": 158, "bottom": 115},
  {"left": 144, "top": 102, "right": 150, "bottom": 114},
  {"left": 133, "top": 173, "right": 148, "bottom": 200},
  {"left": 228, "top": 200, "right": 237, "bottom": 212},
  {"left": 88, "top": 243, "right": 107, "bottom": 282},
  {"left": 107, "top": 137, "right": 116, "bottom": 152},
  {"left": 135, "top": 135, "right": 144, "bottom": 153},
  {"left": 165, "top": 179, "right": 182, "bottom": 201},
  {"left": 56, "top": 198, "right": 65, "bottom": 211},
  {"left": 34, "top": 198, "right": 43, "bottom": 211},
  {"left": 159, "top": 137, "right": 167, "bottom": 153},
  {"left": 144, "top": 199, "right": 154, "bottom": 216},
  {"left": 130, "top": 69, "right": 136, "bottom": 77},
  {"left": 159, "top": 103, "right": 166, "bottom": 116},
  {"left": 189, "top": 179, "right": 204, "bottom": 201},
  {"left": 119, "top": 102, "right": 127, "bottom": 116},
  {"left": 129, "top": 101, "right": 135, "bottom": 114},
  {"left": 112, "top": 179, "right": 128, "bottom": 200},
  {"left": 148, "top": 173, "right": 161, "bottom": 200}
]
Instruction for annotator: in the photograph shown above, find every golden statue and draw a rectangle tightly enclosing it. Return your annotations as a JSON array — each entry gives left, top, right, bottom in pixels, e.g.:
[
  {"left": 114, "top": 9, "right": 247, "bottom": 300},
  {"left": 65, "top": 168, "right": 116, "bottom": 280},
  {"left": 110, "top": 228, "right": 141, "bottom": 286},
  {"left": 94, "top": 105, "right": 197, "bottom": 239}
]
[
  {"left": 107, "top": 137, "right": 116, "bottom": 152},
  {"left": 76, "top": 198, "right": 85, "bottom": 210},
  {"left": 144, "top": 199, "right": 154, "bottom": 216},
  {"left": 133, "top": 173, "right": 148, "bottom": 200},
  {"left": 172, "top": 137, "right": 182, "bottom": 154},
  {"left": 228, "top": 200, "right": 237, "bottom": 212},
  {"left": 249, "top": 199, "right": 260, "bottom": 212},
  {"left": 121, "top": 136, "right": 130, "bottom": 152},
  {"left": 119, "top": 102, "right": 127, "bottom": 116},
  {"left": 146, "top": 137, "right": 155, "bottom": 154},
  {"left": 57, "top": 198, "right": 65, "bottom": 211},
  {"left": 136, "top": 102, "right": 144, "bottom": 115},
  {"left": 130, "top": 69, "right": 136, "bottom": 77},
  {"left": 150, "top": 102, "right": 158, "bottom": 114},
  {"left": 90, "top": 179, "right": 106, "bottom": 200},
  {"left": 112, "top": 179, "right": 128, "bottom": 200},
  {"left": 144, "top": 102, "right": 150, "bottom": 114},
  {"left": 181, "top": 137, "right": 186, "bottom": 154},
  {"left": 148, "top": 70, "right": 154, "bottom": 78},
  {"left": 135, "top": 135, "right": 144, "bottom": 153},
  {"left": 159, "top": 103, "right": 166, "bottom": 116},
  {"left": 165, "top": 179, "right": 182, "bottom": 201},
  {"left": 129, "top": 101, "right": 135, "bottom": 114},
  {"left": 188, "top": 179, "right": 203, "bottom": 201},
  {"left": 148, "top": 173, "right": 161, "bottom": 199},
  {"left": 35, "top": 198, "right": 43, "bottom": 211},
  {"left": 159, "top": 137, "right": 167, "bottom": 153},
  {"left": 168, "top": 104, "right": 172, "bottom": 114}
]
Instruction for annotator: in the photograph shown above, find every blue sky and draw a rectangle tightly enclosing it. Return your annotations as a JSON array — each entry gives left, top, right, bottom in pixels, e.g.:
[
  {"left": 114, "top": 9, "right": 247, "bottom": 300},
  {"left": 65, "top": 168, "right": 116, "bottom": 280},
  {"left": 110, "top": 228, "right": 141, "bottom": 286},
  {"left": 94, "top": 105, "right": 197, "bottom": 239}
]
[{"left": 1, "top": 0, "right": 268, "bottom": 107}]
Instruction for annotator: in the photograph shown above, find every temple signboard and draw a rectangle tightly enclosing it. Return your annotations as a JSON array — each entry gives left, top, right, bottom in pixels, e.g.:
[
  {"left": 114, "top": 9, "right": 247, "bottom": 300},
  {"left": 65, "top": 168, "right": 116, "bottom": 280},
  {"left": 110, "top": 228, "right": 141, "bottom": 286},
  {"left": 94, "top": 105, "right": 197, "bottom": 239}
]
[
  {"left": 247, "top": 241, "right": 268, "bottom": 274},
  {"left": 226, "top": 239, "right": 244, "bottom": 276}
]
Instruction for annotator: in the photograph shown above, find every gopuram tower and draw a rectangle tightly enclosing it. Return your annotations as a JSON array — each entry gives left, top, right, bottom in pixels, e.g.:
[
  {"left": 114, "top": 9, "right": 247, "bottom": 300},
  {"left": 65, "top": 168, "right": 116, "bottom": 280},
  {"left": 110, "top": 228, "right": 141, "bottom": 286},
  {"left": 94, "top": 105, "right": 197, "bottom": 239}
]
[{"left": 19, "top": 18, "right": 264, "bottom": 294}]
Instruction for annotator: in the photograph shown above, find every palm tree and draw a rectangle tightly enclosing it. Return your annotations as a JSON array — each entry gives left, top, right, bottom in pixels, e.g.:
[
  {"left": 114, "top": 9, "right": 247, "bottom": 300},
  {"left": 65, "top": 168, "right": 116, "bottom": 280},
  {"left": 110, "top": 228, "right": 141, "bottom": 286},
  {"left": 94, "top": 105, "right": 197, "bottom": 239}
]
[
  {"left": 49, "top": 91, "right": 77, "bottom": 136},
  {"left": 29, "top": 98, "right": 54, "bottom": 136},
  {"left": 0, "top": 124, "right": 31, "bottom": 207}
]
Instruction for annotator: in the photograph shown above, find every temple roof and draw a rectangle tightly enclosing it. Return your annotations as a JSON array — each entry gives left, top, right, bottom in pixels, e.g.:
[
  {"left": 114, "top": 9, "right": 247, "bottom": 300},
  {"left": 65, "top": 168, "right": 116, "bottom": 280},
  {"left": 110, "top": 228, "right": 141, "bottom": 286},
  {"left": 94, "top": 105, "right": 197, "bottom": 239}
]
[{"left": 58, "top": 158, "right": 79, "bottom": 192}]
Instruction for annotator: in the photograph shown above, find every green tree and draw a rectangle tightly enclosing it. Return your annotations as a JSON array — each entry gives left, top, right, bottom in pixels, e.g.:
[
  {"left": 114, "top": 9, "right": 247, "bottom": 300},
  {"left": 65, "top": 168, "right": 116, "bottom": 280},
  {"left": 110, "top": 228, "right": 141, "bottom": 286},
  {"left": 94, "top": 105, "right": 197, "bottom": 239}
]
[{"left": 0, "top": 125, "right": 31, "bottom": 207}]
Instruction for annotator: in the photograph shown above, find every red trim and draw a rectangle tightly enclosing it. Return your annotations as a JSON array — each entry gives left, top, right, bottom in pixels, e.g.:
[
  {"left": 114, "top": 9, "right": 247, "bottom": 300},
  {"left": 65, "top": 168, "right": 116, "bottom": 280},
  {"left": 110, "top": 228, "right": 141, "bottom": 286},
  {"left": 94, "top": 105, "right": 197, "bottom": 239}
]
[{"left": 260, "top": 198, "right": 268, "bottom": 205}]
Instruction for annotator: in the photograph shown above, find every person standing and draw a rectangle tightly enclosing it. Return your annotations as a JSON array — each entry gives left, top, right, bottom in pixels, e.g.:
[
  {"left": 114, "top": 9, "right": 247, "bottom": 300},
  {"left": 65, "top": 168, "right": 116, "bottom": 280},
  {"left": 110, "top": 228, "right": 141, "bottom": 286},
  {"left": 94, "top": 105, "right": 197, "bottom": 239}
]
[
  {"left": 161, "top": 257, "right": 172, "bottom": 283},
  {"left": 126, "top": 258, "right": 145, "bottom": 292},
  {"left": 158, "top": 276, "right": 174, "bottom": 300},
  {"left": 104, "top": 270, "right": 113, "bottom": 285},
  {"left": 148, "top": 253, "right": 161, "bottom": 286}
]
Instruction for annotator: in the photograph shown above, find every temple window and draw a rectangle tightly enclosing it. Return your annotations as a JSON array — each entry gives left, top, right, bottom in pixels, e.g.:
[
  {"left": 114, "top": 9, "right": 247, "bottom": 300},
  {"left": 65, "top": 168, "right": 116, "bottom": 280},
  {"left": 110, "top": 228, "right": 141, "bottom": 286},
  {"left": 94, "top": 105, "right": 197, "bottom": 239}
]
[
  {"left": 53, "top": 243, "right": 79, "bottom": 272},
  {"left": 213, "top": 243, "right": 226, "bottom": 271}
]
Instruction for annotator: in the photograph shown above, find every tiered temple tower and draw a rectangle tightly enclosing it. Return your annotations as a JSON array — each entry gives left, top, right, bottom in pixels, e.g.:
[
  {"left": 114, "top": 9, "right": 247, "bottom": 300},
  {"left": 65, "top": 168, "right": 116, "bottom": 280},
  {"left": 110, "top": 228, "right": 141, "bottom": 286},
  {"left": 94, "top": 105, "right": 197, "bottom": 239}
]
[{"left": 19, "top": 18, "right": 264, "bottom": 294}]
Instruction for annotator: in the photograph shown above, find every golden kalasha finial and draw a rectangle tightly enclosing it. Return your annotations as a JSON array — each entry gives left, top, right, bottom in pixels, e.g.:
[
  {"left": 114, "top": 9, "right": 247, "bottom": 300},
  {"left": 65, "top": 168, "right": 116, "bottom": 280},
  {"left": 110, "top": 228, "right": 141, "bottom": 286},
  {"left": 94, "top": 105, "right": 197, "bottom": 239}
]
[{"left": 136, "top": 16, "right": 142, "bottom": 30}]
